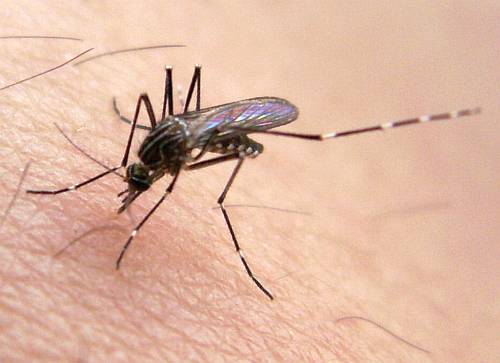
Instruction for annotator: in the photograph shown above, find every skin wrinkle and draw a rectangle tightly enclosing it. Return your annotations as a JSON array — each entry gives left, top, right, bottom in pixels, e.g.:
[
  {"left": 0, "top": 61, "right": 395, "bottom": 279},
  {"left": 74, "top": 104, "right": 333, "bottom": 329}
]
[
  {"left": 2, "top": 203, "right": 40, "bottom": 236},
  {"left": 110, "top": 276, "right": 233, "bottom": 352},
  {"left": 112, "top": 316, "right": 160, "bottom": 361},
  {"left": 1, "top": 293, "right": 63, "bottom": 354},
  {"left": 81, "top": 307, "right": 142, "bottom": 358}
]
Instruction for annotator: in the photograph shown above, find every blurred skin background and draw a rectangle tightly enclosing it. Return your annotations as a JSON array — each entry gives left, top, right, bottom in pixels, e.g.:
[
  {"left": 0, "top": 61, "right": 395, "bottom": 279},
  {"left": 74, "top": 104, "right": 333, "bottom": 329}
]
[{"left": 0, "top": 1, "right": 498, "bottom": 362}]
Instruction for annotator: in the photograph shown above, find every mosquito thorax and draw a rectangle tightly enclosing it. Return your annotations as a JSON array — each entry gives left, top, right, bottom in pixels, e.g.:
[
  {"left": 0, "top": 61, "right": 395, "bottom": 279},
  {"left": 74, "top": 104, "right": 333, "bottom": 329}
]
[
  {"left": 138, "top": 117, "right": 190, "bottom": 168},
  {"left": 126, "top": 163, "right": 152, "bottom": 191}
]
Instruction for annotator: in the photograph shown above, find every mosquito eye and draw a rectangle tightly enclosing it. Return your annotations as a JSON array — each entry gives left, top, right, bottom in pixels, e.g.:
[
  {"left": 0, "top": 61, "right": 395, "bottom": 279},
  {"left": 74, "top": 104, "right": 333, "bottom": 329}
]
[
  {"left": 125, "top": 164, "right": 150, "bottom": 191},
  {"left": 130, "top": 177, "right": 150, "bottom": 191}
]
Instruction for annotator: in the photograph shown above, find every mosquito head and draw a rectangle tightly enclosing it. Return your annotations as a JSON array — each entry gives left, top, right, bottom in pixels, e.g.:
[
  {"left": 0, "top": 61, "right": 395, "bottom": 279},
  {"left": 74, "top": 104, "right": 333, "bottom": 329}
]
[
  {"left": 126, "top": 162, "right": 152, "bottom": 192},
  {"left": 116, "top": 162, "right": 152, "bottom": 213}
]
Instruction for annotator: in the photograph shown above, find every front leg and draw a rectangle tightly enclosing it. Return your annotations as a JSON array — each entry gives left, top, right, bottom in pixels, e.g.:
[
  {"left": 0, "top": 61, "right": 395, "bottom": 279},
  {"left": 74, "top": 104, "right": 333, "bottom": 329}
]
[
  {"left": 116, "top": 166, "right": 181, "bottom": 269},
  {"left": 121, "top": 93, "right": 158, "bottom": 166}
]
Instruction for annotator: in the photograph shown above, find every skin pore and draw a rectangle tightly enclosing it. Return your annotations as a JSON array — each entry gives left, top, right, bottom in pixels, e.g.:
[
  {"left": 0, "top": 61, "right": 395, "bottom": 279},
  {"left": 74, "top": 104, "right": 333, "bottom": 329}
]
[{"left": 1, "top": 1, "right": 498, "bottom": 362}]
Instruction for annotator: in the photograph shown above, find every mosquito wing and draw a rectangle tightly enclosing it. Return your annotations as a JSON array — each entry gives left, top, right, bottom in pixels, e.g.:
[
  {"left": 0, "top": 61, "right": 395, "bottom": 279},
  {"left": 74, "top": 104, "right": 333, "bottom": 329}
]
[{"left": 188, "top": 97, "right": 299, "bottom": 138}]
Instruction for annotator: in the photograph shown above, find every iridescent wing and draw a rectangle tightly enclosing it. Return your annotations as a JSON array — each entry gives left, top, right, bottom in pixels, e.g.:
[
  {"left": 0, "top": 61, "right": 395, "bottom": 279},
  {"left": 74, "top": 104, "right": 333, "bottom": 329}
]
[{"left": 187, "top": 97, "right": 299, "bottom": 138}]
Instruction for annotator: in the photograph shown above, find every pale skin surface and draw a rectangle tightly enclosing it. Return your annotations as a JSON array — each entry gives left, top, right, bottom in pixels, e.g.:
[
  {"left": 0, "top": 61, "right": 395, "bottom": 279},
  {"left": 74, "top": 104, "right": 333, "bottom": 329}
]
[{"left": 0, "top": 1, "right": 498, "bottom": 362}]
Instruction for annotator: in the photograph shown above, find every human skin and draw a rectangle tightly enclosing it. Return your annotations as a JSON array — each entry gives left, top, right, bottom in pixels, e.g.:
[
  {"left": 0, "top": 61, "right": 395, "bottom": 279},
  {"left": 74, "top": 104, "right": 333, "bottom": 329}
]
[{"left": 1, "top": 1, "right": 498, "bottom": 362}]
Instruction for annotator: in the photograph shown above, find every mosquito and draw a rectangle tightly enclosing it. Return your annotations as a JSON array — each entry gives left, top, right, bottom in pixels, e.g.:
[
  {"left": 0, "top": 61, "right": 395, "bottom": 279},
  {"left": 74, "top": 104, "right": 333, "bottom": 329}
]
[{"left": 27, "top": 65, "right": 481, "bottom": 300}]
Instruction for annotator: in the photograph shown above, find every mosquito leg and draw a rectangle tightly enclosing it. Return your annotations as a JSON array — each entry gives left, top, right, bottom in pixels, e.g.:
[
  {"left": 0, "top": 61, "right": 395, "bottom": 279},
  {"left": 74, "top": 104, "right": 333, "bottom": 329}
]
[
  {"left": 27, "top": 96, "right": 159, "bottom": 194},
  {"left": 112, "top": 97, "right": 153, "bottom": 131},
  {"left": 237, "top": 107, "right": 481, "bottom": 141},
  {"left": 121, "top": 93, "right": 158, "bottom": 167},
  {"left": 196, "top": 66, "right": 201, "bottom": 111},
  {"left": 27, "top": 95, "right": 160, "bottom": 195},
  {"left": 27, "top": 166, "right": 121, "bottom": 195},
  {"left": 54, "top": 123, "right": 124, "bottom": 178},
  {"left": 27, "top": 95, "right": 158, "bottom": 194},
  {"left": 161, "top": 66, "right": 174, "bottom": 119},
  {"left": 217, "top": 155, "right": 274, "bottom": 300},
  {"left": 115, "top": 167, "right": 181, "bottom": 269},
  {"left": 190, "top": 152, "right": 275, "bottom": 299},
  {"left": 184, "top": 65, "right": 202, "bottom": 113}
]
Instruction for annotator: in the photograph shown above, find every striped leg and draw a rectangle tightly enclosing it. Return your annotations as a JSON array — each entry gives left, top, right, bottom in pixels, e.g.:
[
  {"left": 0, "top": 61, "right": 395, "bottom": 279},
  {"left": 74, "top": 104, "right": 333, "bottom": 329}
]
[
  {"left": 120, "top": 93, "right": 157, "bottom": 166},
  {"left": 113, "top": 65, "right": 202, "bottom": 127},
  {"left": 160, "top": 65, "right": 201, "bottom": 116},
  {"left": 242, "top": 107, "right": 481, "bottom": 140},
  {"left": 183, "top": 65, "right": 202, "bottom": 113},
  {"left": 187, "top": 152, "right": 273, "bottom": 299},
  {"left": 115, "top": 167, "right": 181, "bottom": 269},
  {"left": 161, "top": 66, "right": 174, "bottom": 119},
  {"left": 26, "top": 166, "right": 121, "bottom": 195},
  {"left": 217, "top": 155, "right": 274, "bottom": 300},
  {"left": 26, "top": 95, "right": 157, "bottom": 195},
  {"left": 54, "top": 123, "right": 124, "bottom": 177}
]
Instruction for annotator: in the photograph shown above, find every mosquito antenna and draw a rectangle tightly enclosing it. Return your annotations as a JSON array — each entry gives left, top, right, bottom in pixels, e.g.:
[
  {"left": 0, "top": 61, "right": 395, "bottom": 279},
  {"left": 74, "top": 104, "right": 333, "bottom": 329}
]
[
  {"left": 73, "top": 44, "right": 186, "bottom": 66},
  {"left": 117, "top": 188, "right": 128, "bottom": 198},
  {"left": 335, "top": 315, "right": 431, "bottom": 354},
  {"left": 0, "top": 47, "right": 93, "bottom": 91},
  {"left": 118, "top": 190, "right": 143, "bottom": 213},
  {"left": 54, "top": 123, "right": 124, "bottom": 178},
  {"left": 0, "top": 35, "right": 83, "bottom": 41},
  {"left": 0, "top": 161, "right": 31, "bottom": 230}
]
